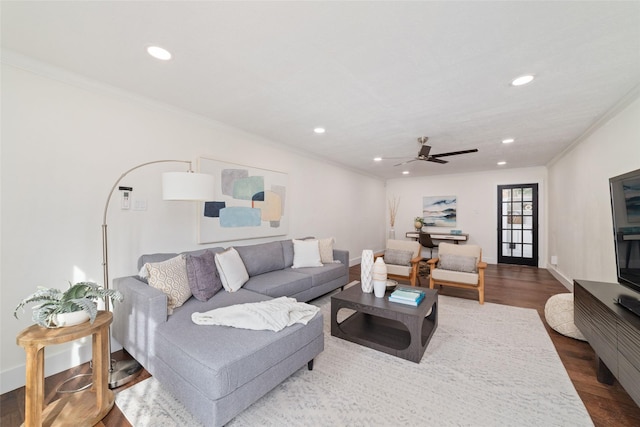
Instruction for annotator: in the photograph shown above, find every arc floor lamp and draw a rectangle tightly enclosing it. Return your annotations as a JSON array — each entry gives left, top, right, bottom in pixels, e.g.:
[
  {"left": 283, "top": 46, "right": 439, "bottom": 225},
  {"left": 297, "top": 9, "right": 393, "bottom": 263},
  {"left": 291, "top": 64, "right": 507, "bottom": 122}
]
[{"left": 102, "top": 159, "right": 214, "bottom": 388}]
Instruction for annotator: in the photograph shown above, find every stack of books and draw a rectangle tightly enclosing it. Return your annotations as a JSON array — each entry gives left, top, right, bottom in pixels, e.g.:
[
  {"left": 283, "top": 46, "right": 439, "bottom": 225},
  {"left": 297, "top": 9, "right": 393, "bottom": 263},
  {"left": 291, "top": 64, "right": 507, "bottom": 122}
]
[{"left": 389, "top": 288, "right": 425, "bottom": 306}]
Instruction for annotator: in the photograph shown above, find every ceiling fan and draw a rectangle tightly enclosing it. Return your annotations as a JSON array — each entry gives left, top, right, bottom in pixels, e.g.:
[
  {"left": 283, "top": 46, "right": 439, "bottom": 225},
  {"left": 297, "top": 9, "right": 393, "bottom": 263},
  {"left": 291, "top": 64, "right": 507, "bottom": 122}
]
[{"left": 391, "top": 137, "right": 479, "bottom": 167}]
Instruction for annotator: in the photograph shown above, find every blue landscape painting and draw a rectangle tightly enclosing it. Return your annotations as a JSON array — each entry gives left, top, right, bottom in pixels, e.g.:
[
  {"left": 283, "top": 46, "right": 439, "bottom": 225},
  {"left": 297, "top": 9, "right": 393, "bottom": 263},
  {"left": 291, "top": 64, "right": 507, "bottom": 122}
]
[
  {"left": 623, "top": 178, "right": 640, "bottom": 223},
  {"left": 423, "top": 195, "right": 457, "bottom": 227}
]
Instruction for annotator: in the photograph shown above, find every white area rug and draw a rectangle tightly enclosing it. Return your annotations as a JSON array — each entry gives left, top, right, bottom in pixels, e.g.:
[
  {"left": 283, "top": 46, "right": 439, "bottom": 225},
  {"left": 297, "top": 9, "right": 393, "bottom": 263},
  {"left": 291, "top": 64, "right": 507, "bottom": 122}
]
[{"left": 116, "top": 293, "right": 593, "bottom": 426}]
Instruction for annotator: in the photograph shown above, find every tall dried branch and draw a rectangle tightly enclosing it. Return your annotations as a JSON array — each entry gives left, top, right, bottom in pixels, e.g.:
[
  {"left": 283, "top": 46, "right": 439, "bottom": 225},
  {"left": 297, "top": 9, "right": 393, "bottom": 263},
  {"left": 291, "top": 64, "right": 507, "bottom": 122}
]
[{"left": 388, "top": 196, "right": 400, "bottom": 227}]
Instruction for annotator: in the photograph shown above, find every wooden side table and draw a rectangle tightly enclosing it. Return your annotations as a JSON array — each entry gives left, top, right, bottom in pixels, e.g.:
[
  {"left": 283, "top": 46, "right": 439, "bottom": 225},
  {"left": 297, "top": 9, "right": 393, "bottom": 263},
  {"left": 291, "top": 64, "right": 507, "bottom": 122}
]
[{"left": 16, "top": 311, "right": 114, "bottom": 427}]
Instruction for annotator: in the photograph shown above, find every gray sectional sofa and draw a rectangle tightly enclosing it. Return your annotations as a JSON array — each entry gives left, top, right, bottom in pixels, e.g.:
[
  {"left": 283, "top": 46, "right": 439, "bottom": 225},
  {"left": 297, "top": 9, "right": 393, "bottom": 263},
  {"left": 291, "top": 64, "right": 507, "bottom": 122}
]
[{"left": 112, "top": 239, "right": 349, "bottom": 426}]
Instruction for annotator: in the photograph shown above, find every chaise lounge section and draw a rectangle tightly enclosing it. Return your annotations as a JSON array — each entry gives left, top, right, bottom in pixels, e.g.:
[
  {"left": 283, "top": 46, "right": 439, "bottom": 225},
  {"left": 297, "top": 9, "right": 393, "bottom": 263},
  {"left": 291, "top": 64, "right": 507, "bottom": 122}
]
[{"left": 112, "top": 238, "right": 349, "bottom": 426}]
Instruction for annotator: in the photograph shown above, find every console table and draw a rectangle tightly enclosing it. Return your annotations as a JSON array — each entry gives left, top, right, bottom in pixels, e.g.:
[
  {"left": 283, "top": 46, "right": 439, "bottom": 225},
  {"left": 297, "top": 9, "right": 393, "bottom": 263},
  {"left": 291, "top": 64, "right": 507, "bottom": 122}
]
[
  {"left": 16, "top": 311, "right": 114, "bottom": 427},
  {"left": 574, "top": 279, "right": 640, "bottom": 406},
  {"left": 405, "top": 231, "right": 468, "bottom": 243}
]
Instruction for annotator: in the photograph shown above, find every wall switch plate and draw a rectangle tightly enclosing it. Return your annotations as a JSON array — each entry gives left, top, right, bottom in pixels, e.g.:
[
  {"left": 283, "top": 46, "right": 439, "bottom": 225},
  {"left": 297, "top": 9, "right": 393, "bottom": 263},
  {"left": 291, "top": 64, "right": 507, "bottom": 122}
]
[
  {"left": 133, "top": 199, "right": 147, "bottom": 211},
  {"left": 551, "top": 255, "right": 558, "bottom": 265}
]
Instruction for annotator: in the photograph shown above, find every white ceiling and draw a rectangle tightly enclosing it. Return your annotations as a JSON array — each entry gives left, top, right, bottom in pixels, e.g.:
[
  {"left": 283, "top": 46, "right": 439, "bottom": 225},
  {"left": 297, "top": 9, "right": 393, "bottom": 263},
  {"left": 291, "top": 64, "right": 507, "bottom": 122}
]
[{"left": 2, "top": 1, "right": 639, "bottom": 179}]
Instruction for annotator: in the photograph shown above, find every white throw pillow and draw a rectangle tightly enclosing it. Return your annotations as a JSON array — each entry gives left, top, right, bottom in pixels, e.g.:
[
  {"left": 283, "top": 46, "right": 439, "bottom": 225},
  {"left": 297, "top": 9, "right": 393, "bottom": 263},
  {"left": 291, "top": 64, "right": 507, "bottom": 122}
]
[
  {"left": 215, "top": 248, "right": 250, "bottom": 292},
  {"left": 318, "top": 237, "right": 335, "bottom": 263},
  {"left": 146, "top": 255, "right": 192, "bottom": 315},
  {"left": 292, "top": 239, "right": 323, "bottom": 268}
]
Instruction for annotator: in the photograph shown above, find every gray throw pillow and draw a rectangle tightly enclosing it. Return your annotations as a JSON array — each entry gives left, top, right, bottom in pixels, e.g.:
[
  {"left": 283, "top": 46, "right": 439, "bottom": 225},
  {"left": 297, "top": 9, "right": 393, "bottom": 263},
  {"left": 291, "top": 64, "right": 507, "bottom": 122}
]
[
  {"left": 384, "top": 248, "right": 414, "bottom": 266},
  {"left": 437, "top": 254, "right": 478, "bottom": 273},
  {"left": 185, "top": 250, "right": 223, "bottom": 301}
]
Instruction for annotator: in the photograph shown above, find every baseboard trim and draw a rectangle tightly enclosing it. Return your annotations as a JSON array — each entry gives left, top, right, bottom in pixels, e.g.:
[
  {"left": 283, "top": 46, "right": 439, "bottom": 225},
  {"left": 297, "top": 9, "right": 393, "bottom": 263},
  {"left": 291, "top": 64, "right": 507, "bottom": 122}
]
[{"left": 547, "top": 265, "right": 573, "bottom": 291}]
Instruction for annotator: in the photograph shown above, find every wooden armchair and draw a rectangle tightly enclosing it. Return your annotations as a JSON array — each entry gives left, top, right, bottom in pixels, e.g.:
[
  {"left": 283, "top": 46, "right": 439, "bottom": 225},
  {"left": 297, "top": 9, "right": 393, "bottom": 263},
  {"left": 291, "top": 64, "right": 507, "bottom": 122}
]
[
  {"left": 376, "top": 239, "right": 422, "bottom": 287},
  {"left": 427, "top": 242, "right": 487, "bottom": 304}
]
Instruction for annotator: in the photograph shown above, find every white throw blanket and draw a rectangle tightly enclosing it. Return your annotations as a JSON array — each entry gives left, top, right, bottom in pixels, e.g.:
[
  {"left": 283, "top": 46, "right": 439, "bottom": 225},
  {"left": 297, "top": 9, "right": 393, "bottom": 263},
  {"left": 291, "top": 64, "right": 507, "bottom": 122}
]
[{"left": 191, "top": 297, "right": 320, "bottom": 332}]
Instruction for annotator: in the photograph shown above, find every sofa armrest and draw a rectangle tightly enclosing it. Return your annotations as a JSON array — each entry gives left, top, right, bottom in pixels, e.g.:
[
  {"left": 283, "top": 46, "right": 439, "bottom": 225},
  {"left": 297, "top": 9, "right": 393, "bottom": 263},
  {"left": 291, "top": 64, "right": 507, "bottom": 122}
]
[
  {"left": 333, "top": 249, "right": 349, "bottom": 266},
  {"left": 112, "top": 275, "right": 168, "bottom": 369}
]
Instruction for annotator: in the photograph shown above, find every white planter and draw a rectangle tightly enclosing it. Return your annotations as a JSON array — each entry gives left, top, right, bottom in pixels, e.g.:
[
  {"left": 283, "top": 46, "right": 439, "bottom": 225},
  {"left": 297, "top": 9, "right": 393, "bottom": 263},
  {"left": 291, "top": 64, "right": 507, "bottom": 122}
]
[
  {"left": 361, "top": 250, "right": 374, "bottom": 293},
  {"left": 53, "top": 311, "right": 90, "bottom": 328}
]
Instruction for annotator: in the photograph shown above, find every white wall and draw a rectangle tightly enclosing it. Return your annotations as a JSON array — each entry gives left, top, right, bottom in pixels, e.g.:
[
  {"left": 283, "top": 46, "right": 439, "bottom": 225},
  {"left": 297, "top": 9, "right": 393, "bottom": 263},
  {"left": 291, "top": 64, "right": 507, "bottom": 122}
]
[
  {"left": 385, "top": 167, "right": 548, "bottom": 265},
  {"left": 547, "top": 95, "right": 640, "bottom": 288},
  {"left": 0, "top": 62, "right": 385, "bottom": 393}
]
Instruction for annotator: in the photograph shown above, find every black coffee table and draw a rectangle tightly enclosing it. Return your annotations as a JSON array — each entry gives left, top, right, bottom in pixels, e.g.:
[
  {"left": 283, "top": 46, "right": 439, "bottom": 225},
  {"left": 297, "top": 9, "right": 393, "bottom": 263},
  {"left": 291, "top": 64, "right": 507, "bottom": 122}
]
[{"left": 330, "top": 283, "right": 438, "bottom": 363}]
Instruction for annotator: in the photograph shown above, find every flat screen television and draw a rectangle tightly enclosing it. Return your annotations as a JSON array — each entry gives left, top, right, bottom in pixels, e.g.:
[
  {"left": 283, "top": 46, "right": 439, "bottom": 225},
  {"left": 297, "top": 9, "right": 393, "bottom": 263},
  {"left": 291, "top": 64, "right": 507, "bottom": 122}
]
[{"left": 610, "top": 167, "right": 640, "bottom": 293}]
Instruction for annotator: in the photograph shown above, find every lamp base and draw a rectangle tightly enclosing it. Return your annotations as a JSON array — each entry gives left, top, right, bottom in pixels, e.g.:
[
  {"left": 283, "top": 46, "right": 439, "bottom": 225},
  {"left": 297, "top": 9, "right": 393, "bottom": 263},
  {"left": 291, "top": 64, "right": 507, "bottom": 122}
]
[{"left": 109, "top": 359, "right": 142, "bottom": 389}]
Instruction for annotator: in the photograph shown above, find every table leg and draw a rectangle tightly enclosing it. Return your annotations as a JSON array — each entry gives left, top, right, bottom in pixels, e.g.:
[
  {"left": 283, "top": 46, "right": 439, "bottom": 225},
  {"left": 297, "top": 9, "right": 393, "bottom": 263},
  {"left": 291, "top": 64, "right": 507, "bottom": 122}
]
[
  {"left": 92, "top": 324, "right": 109, "bottom": 410},
  {"left": 330, "top": 301, "right": 341, "bottom": 336},
  {"left": 403, "top": 315, "right": 424, "bottom": 363},
  {"left": 23, "top": 345, "right": 44, "bottom": 427}
]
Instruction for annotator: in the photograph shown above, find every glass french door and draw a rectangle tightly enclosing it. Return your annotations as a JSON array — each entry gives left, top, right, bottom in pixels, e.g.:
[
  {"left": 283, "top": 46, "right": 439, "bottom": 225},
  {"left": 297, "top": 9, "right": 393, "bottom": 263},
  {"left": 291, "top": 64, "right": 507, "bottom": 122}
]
[{"left": 498, "top": 184, "right": 538, "bottom": 266}]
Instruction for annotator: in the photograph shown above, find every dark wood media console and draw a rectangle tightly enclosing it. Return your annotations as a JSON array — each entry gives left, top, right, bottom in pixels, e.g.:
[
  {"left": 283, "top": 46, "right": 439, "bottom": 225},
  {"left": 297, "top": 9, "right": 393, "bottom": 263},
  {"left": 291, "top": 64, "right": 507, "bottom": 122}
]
[{"left": 574, "top": 279, "right": 640, "bottom": 407}]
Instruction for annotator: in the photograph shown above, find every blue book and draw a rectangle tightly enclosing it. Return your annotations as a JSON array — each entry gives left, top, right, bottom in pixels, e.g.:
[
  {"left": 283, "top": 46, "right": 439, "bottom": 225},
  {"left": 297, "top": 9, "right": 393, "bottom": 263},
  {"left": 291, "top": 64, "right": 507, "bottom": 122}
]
[
  {"left": 390, "top": 288, "right": 425, "bottom": 301},
  {"left": 389, "top": 293, "right": 425, "bottom": 306}
]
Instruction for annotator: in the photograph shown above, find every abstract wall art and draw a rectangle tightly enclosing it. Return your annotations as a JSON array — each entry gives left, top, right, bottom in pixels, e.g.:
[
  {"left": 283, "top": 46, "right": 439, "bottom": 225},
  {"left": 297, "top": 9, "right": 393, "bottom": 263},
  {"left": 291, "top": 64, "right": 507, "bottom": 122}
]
[
  {"left": 423, "top": 195, "right": 457, "bottom": 227},
  {"left": 198, "top": 158, "right": 288, "bottom": 243}
]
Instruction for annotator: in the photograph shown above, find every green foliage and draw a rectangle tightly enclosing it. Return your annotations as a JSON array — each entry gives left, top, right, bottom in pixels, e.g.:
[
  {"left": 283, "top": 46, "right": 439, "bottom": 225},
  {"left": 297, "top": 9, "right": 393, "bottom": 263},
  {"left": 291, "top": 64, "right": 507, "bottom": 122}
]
[{"left": 14, "top": 281, "right": 123, "bottom": 328}]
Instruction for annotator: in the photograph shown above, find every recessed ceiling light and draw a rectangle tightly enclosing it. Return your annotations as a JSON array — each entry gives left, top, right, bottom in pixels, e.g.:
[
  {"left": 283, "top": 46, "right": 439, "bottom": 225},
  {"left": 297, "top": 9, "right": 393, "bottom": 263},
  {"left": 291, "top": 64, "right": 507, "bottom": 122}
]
[
  {"left": 497, "top": 161, "right": 507, "bottom": 166},
  {"left": 147, "top": 46, "right": 172, "bottom": 61},
  {"left": 511, "top": 74, "right": 535, "bottom": 86},
  {"left": 313, "top": 127, "right": 326, "bottom": 134},
  {"left": 373, "top": 157, "right": 382, "bottom": 162},
  {"left": 502, "top": 138, "right": 515, "bottom": 144},
  {"left": 402, "top": 171, "right": 410, "bottom": 175}
]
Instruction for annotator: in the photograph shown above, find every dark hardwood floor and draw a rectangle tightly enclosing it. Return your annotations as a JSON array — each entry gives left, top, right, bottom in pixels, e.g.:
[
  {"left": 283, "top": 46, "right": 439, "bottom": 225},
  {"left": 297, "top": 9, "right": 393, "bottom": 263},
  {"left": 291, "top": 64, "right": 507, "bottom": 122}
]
[{"left": 2, "top": 264, "right": 639, "bottom": 426}]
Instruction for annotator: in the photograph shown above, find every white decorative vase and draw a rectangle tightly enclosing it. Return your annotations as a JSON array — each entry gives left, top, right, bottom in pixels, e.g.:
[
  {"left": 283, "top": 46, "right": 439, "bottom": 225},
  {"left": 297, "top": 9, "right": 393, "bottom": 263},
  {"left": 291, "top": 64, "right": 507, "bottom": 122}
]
[
  {"left": 373, "top": 280, "right": 387, "bottom": 298},
  {"left": 372, "top": 258, "right": 388, "bottom": 298},
  {"left": 53, "top": 311, "right": 90, "bottom": 328},
  {"left": 361, "top": 250, "right": 374, "bottom": 293},
  {"left": 388, "top": 228, "right": 395, "bottom": 239}
]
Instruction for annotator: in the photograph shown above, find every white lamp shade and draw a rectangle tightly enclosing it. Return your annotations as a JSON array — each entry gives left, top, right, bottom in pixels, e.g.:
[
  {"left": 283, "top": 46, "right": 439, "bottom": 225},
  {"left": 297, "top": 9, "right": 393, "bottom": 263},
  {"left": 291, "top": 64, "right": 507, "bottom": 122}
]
[{"left": 162, "top": 172, "right": 215, "bottom": 201}]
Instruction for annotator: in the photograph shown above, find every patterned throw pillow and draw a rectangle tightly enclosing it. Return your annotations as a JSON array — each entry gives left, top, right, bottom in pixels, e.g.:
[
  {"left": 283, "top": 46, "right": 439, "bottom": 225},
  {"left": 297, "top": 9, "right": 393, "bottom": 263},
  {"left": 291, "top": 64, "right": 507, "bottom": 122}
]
[
  {"left": 185, "top": 250, "right": 223, "bottom": 301},
  {"left": 318, "top": 237, "right": 335, "bottom": 263},
  {"left": 384, "top": 248, "right": 414, "bottom": 266},
  {"left": 146, "top": 255, "right": 192, "bottom": 315},
  {"left": 437, "top": 254, "right": 478, "bottom": 273}
]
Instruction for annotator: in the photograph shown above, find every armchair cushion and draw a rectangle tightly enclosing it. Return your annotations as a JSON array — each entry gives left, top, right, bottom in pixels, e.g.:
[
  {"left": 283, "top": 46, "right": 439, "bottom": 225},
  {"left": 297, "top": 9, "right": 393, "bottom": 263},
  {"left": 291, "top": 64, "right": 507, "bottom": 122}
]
[
  {"left": 386, "top": 264, "right": 413, "bottom": 277},
  {"left": 384, "top": 248, "right": 414, "bottom": 266},
  {"left": 431, "top": 268, "right": 479, "bottom": 286},
  {"left": 438, "top": 254, "right": 478, "bottom": 273}
]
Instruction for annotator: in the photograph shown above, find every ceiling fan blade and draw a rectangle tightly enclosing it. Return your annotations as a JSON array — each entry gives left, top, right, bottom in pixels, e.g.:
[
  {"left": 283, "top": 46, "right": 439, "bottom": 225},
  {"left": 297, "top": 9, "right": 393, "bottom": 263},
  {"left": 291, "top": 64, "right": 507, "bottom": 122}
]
[
  {"left": 429, "top": 148, "right": 479, "bottom": 158},
  {"left": 394, "top": 159, "right": 418, "bottom": 167},
  {"left": 418, "top": 145, "right": 431, "bottom": 158},
  {"left": 427, "top": 157, "right": 448, "bottom": 164}
]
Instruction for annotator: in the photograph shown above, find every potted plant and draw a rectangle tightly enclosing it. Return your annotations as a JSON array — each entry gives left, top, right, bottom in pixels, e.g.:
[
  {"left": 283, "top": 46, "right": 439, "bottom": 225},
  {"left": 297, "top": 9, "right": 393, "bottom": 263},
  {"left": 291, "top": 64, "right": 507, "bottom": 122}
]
[
  {"left": 414, "top": 217, "right": 424, "bottom": 231},
  {"left": 14, "top": 281, "right": 123, "bottom": 328}
]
